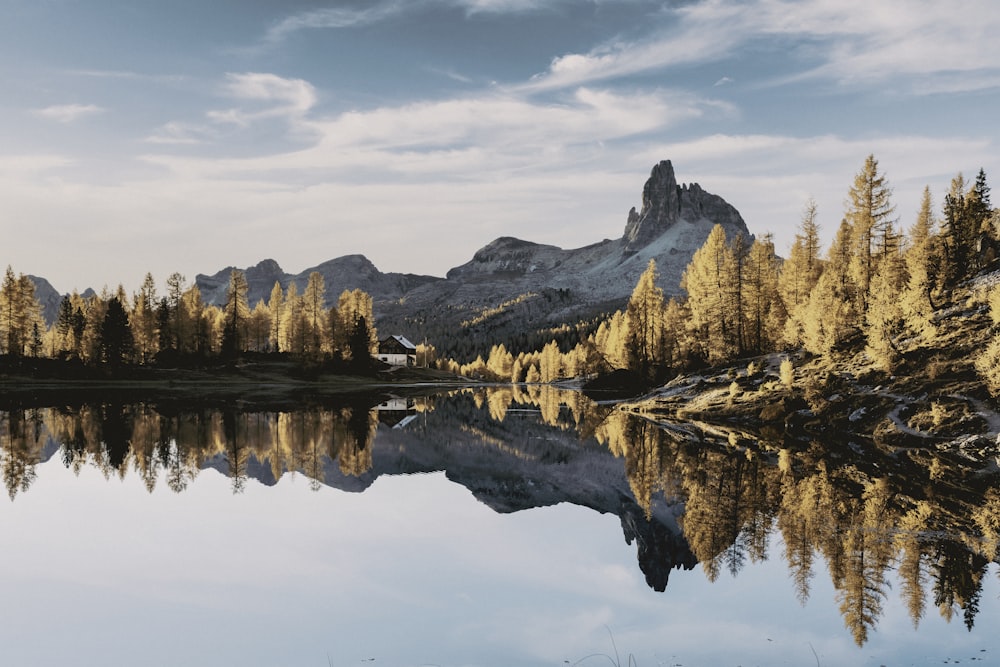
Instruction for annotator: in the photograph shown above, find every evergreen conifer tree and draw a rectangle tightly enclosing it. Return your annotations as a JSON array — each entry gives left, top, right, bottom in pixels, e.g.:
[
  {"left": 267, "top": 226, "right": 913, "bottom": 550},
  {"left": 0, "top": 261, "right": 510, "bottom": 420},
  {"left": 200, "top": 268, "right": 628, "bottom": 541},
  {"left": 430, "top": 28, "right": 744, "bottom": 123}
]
[
  {"left": 682, "top": 224, "right": 739, "bottom": 362},
  {"left": 846, "top": 155, "right": 896, "bottom": 315},
  {"left": 625, "top": 259, "right": 666, "bottom": 375},
  {"left": 99, "top": 297, "right": 134, "bottom": 366},
  {"left": 902, "top": 186, "right": 938, "bottom": 339},
  {"left": 221, "top": 269, "right": 250, "bottom": 357}
]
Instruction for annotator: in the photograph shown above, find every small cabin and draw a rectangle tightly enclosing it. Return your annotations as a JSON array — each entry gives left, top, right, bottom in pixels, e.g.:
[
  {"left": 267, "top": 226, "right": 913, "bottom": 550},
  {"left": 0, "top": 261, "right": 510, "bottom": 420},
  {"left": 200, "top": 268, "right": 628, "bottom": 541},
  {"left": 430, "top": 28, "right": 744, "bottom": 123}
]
[{"left": 378, "top": 335, "right": 418, "bottom": 367}]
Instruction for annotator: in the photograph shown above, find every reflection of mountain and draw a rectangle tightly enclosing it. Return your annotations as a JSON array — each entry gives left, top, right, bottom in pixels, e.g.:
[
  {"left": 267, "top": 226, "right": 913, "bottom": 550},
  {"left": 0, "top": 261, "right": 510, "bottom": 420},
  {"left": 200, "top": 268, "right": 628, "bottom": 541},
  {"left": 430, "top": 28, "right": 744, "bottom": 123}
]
[
  {"left": 3, "top": 389, "right": 698, "bottom": 593},
  {"left": 326, "top": 388, "right": 699, "bottom": 591},
  {"left": 5, "top": 387, "right": 1000, "bottom": 642}
]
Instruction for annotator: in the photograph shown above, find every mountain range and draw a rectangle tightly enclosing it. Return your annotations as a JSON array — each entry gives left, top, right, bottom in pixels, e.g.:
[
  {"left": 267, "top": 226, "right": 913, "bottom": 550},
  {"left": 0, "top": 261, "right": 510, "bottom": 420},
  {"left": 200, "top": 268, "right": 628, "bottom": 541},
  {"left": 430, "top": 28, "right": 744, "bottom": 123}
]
[{"left": 33, "top": 160, "right": 751, "bottom": 358}]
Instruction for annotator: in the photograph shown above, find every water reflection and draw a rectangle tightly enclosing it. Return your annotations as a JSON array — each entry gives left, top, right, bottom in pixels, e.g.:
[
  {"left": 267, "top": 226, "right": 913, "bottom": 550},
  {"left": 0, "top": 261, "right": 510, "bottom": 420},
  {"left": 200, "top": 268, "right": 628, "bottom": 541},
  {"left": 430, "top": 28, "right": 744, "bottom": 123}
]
[
  {"left": 2, "top": 385, "right": 999, "bottom": 648},
  {"left": 596, "top": 407, "right": 1000, "bottom": 645}
]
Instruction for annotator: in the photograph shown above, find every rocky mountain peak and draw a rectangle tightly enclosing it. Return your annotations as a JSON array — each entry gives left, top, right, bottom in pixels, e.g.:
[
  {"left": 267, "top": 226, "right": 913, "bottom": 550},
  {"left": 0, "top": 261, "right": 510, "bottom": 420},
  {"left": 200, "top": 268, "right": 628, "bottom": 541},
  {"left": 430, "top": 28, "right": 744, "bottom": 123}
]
[
  {"left": 623, "top": 160, "right": 679, "bottom": 250},
  {"left": 314, "top": 254, "right": 379, "bottom": 276},
  {"left": 623, "top": 159, "right": 748, "bottom": 254},
  {"left": 245, "top": 259, "right": 285, "bottom": 286},
  {"left": 447, "top": 237, "right": 555, "bottom": 279}
]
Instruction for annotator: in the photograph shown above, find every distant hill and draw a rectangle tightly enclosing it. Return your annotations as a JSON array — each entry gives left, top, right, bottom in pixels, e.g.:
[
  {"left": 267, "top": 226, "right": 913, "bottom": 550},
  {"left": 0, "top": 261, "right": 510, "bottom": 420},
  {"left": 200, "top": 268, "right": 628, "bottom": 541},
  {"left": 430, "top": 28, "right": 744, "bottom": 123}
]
[{"left": 195, "top": 255, "right": 441, "bottom": 311}]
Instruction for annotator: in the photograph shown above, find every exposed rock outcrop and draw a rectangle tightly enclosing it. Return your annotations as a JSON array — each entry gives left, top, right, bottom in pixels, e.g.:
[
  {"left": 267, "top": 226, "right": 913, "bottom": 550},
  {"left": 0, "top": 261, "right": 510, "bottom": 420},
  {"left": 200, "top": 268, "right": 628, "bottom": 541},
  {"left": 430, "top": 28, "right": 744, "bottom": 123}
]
[
  {"left": 28, "top": 275, "right": 61, "bottom": 325},
  {"left": 623, "top": 159, "right": 748, "bottom": 254}
]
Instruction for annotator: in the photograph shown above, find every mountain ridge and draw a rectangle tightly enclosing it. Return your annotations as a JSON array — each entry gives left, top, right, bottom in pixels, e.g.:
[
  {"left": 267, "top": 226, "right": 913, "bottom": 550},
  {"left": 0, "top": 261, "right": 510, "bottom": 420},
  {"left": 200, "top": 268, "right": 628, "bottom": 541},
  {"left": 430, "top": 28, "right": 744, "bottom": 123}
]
[{"left": 31, "top": 160, "right": 751, "bottom": 359}]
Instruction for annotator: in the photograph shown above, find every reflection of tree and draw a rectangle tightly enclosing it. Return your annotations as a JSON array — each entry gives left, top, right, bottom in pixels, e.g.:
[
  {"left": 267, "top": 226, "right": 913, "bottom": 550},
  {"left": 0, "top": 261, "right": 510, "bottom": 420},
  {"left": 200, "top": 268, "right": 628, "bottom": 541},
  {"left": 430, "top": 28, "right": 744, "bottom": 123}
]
[
  {"left": 292, "top": 410, "right": 329, "bottom": 491},
  {"left": 131, "top": 405, "right": 162, "bottom": 492},
  {"left": 682, "top": 450, "right": 774, "bottom": 581},
  {"left": 223, "top": 410, "right": 250, "bottom": 493},
  {"left": 336, "top": 405, "right": 377, "bottom": 478},
  {"left": 476, "top": 385, "right": 609, "bottom": 434},
  {"left": 486, "top": 387, "right": 512, "bottom": 422},
  {"left": 626, "top": 417, "right": 668, "bottom": 520},
  {"left": 14, "top": 401, "right": 383, "bottom": 494},
  {"left": 537, "top": 385, "right": 562, "bottom": 426},
  {"left": 600, "top": 411, "right": 1000, "bottom": 645},
  {"left": 931, "top": 539, "right": 988, "bottom": 630},
  {"left": 777, "top": 464, "right": 816, "bottom": 605},
  {"left": 895, "top": 502, "right": 931, "bottom": 628},
  {"left": 100, "top": 404, "right": 132, "bottom": 475},
  {"left": 836, "top": 479, "right": 894, "bottom": 646},
  {"left": 4, "top": 394, "right": 1000, "bottom": 648},
  {"left": 164, "top": 438, "right": 196, "bottom": 493},
  {"left": 0, "top": 410, "right": 43, "bottom": 500}
]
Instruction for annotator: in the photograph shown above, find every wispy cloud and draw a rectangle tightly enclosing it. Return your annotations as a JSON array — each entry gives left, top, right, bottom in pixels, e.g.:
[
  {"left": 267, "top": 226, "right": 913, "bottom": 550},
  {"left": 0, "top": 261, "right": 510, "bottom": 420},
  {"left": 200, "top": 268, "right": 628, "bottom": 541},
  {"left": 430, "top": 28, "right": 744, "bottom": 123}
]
[
  {"left": 207, "top": 72, "right": 317, "bottom": 128},
  {"left": 144, "top": 121, "right": 207, "bottom": 146},
  {"left": 263, "top": 0, "right": 626, "bottom": 45},
  {"left": 522, "top": 0, "right": 1000, "bottom": 94},
  {"left": 0, "top": 154, "right": 74, "bottom": 174},
  {"left": 455, "top": 0, "right": 577, "bottom": 13},
  {"left": 264, "top": 2, "right": 410, "bottom": 43},
  {"left": 67, "top": 69, "right": 188, "bottom": 84},
  {"left": 33, "top": 103, "right": 105, "bottom": 123},
  {"left": 145, "top": 85, "right": 728, "bottom": 181},
  {"left": 425, "top": 66, "right": 476, "bottom": 84}
]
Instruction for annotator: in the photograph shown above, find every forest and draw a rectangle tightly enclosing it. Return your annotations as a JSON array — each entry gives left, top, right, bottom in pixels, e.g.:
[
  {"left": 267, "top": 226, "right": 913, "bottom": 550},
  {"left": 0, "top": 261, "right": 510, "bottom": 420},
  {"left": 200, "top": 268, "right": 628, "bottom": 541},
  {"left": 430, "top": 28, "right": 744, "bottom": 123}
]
[
  {"left": 0, "top": 266, "right": 382, "bottom": 372},
  {"left": 448, "top": 155, "right": 1000, "bottom": 396},
  {"left": 2, "top": 154, "right": 999, "bottom": 399}
]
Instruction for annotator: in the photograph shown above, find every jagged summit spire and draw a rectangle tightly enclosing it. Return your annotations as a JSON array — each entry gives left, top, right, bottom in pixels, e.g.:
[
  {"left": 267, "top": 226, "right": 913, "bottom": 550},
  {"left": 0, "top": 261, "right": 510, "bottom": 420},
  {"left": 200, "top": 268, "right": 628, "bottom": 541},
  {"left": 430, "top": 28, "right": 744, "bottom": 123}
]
[
  {"left": 623, "top": 159, "right": 748, "bottom": 254},
  {"left": 624, "top": 160, "right": 679, "bottom": 249}
]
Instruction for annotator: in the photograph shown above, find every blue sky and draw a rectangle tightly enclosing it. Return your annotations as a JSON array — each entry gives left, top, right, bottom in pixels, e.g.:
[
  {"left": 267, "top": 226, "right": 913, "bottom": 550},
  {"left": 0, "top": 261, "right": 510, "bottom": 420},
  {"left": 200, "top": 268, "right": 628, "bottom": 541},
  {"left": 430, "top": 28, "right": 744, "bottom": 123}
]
[{"left": 3, "top": 0, "right": 999, "bottom": 293}]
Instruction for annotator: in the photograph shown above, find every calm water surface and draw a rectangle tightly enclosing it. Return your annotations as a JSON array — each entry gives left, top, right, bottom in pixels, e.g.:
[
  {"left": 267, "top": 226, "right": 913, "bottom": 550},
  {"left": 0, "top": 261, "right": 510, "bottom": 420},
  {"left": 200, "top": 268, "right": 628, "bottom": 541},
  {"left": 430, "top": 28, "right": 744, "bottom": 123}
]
[{"left": 0, "top": 387, "right": 996, "bottom": 666}]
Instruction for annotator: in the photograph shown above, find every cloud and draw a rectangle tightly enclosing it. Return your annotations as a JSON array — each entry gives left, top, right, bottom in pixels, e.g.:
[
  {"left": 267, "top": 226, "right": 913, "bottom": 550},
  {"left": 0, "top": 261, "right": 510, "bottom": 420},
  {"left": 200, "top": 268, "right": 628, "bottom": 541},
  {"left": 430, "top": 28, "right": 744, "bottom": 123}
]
[
  {"left": 207, "top": 72, "right": 317, "bottom": 128},
  {"left": 523, "top": 0, "right": 1000, "bottom": 94},
  {"left": 455, "top": 0, "right": 574, "bottom": 13},
  {"left": 33, "top": 104, "right": 105, "bottom": 123},
  {"left": 0, "top": 154, "right": 74, "bottom": 174},
  {"left": 225, "top": 73, "right": 316, "bottom": 108},
  {"left": 144, "top": 85, "right": 728, "bottom": 181},
  {"left": 144, "top": 122, "right": 207, "bottom": 145},
  {"left": 264, "top": 2, "right": 410, "bottom": 43},
  {"left": 263, "top": 0, "right": 630, "bottom": 45},
  {"left": 743, "top": 0, "right": 1000, "bottom": 93},
  {"left": 426, "top": 67, "right": 475, "bottom": 84},
  {"left": 66, "top": 69, "right": 188, "bottom": 84}
]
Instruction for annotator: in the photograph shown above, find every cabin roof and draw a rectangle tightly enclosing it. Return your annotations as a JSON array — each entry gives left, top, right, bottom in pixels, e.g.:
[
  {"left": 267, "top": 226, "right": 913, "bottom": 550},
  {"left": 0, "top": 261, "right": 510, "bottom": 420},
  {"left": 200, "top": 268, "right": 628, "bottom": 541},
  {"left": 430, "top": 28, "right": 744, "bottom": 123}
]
[{"left": 381, "top": 335, "right": 417, "bottom": 351}]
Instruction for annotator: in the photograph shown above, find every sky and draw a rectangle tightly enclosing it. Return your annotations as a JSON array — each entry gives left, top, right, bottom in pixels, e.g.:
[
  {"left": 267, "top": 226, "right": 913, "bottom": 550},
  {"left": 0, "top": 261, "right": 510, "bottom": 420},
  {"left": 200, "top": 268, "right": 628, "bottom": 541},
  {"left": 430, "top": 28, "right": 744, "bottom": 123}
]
[{"left": 3, "top": 0, "right": 999, "bottom": 294}]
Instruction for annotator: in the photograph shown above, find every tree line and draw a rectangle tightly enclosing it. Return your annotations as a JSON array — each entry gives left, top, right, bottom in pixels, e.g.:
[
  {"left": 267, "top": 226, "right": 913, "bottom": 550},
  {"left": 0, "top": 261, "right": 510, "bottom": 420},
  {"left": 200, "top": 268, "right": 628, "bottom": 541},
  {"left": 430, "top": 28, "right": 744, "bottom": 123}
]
[
  {"left": 0, "top": 268, "right": 380, "bottom": 368},
  {"left": 454, "top": 155, "right": 999, "bottom": 383}
]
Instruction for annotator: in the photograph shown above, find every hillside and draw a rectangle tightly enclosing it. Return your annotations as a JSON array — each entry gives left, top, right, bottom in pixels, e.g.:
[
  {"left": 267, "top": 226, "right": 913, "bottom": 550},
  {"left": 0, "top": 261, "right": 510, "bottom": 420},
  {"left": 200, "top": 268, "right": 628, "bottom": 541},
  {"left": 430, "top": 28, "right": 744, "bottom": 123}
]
[{"left": 623, "top": 268, "right": 1000, "bottom": 453}]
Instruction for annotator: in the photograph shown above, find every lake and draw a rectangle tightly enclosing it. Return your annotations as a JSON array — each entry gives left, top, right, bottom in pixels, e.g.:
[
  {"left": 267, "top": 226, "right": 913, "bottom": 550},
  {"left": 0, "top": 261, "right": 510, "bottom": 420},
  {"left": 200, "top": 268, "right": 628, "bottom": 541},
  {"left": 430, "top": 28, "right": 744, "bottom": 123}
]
[{"left": 0, "top": 386, "right": 996, "bottom": 666}]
